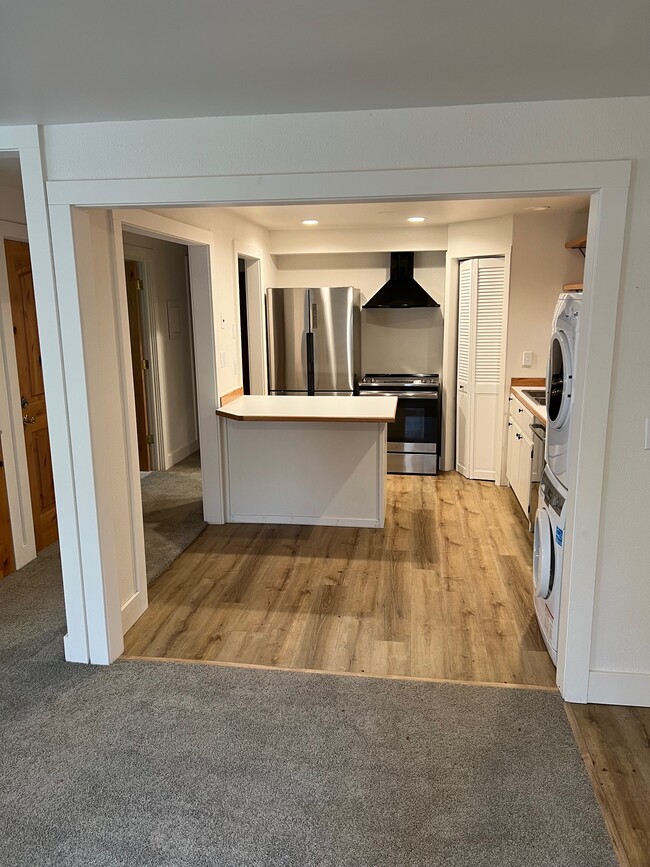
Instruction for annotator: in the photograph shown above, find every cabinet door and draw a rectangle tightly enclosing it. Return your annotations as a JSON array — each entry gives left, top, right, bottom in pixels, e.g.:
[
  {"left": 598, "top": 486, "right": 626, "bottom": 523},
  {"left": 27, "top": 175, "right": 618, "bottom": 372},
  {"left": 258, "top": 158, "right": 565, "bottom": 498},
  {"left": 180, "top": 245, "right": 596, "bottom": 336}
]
[
  {"left": 515, "top": 432, "right": 533, "bottom": 518},
  {"left": 506, "top": 420, "right": 519, "bottom": 489}
]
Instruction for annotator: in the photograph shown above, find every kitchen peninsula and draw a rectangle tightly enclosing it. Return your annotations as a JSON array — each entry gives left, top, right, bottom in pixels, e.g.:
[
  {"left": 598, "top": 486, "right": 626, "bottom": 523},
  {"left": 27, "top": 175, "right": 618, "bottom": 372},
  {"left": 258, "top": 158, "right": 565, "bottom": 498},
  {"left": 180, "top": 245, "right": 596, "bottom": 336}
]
[{"left": 216, "top": 395, "right": 397, "bottom": 528}]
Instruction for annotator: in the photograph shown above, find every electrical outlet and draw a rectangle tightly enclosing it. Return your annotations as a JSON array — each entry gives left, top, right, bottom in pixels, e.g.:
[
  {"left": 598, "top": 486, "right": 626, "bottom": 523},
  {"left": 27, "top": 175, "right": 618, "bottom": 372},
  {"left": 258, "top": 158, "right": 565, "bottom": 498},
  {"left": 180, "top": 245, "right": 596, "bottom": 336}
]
[
  {"left": 220, "top": 350, "right": 227, "bottom": 368},
  {"left": 522, "top": 350, "right": 533, "bottom": 368}
]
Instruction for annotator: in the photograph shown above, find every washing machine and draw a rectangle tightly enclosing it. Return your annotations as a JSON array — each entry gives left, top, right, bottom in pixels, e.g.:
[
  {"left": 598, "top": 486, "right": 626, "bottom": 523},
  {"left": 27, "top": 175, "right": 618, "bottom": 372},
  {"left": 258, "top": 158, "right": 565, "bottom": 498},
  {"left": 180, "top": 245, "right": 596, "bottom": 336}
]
[
  {"left": 545, "top": 292, "right": 582, "bottom": 487},
  {"left": 532, "top": 466, "right": 567, "bottom": 665}
]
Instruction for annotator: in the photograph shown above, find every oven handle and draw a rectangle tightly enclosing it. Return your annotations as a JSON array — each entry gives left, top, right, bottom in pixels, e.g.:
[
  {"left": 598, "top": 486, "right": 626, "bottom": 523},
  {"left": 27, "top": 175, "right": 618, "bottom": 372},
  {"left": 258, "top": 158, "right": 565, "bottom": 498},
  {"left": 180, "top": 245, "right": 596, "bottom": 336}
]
[{"left": 359, "top": 391, "right": 439, "bottom": 399}]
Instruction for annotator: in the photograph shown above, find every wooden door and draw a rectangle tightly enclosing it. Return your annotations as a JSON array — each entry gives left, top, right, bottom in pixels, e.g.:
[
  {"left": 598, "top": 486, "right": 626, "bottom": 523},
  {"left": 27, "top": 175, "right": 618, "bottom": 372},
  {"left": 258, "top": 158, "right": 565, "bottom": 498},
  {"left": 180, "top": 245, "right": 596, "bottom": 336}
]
[
  {"left": 0, "top": 441, "right": 16, "bottom": 577},
  {"left": 4, "top": 240, "right": 58, "bottom": 551},
  {"left": 124, "top": 261, "right": 151, "bottom": 471}
]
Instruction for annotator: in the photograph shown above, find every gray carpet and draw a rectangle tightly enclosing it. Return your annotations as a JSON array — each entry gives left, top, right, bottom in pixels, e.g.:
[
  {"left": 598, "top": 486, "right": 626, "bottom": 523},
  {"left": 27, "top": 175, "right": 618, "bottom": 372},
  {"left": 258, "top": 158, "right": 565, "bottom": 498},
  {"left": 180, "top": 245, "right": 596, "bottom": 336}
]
[
  {"left": 0, "top": 657, "right": 617, "bottom": 867},
  {"left": 141, "top": 451, "right": 206, "bottom": 584},
  {"left": 0, "top": 459, "right": 617, "bottom": 867}
]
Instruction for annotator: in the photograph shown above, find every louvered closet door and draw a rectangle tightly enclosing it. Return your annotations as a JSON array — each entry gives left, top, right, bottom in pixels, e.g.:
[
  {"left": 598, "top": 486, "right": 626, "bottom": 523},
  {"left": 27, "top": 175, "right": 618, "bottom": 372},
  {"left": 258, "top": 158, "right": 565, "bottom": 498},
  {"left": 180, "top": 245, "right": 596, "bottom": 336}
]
[
  {"left": 456, "top": 257, "right": 506, "bottom": 480},
  {"left": 472, "top": 258, "right": 506, "bottom": 479},
  {"left": 455, "top": 260, "right": 473, "bottom": 477}
]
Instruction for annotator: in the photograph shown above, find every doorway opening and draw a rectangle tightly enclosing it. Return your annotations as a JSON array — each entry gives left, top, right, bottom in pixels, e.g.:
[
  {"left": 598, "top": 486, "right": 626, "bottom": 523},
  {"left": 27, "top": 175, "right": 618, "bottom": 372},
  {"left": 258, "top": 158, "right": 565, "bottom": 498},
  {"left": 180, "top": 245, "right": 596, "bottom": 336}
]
[
  {"left": 0, "top": 157, "right": 58, "bottom": 578},
  {"left": 238, "top": 258, "right": 251, "bottom": 395},
  {"left": 121, "top": 230, "right": 205, "bottom": 589},
  {"left": 120, "top": 194, "right": 593, "bottom": 697}
]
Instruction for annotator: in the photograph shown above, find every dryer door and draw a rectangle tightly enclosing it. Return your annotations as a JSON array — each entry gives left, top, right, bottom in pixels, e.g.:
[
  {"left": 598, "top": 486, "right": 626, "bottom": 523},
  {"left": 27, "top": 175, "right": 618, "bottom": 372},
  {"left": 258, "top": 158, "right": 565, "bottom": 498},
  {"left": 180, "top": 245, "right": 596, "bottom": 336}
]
[
  {"left": 533, "top": 507, "right": 554, "bottom": 599},
  {"left": 546, "top": 331, "right": 573, "bottom": 429}
]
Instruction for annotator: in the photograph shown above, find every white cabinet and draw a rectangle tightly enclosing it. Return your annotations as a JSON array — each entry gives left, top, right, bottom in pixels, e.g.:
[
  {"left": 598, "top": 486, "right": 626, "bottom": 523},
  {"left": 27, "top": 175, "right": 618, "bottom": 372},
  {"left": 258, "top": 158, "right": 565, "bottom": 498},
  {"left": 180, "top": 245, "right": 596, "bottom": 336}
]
[
  {"left": 506, "top": 395, "right": 535, "bottom": 518},
  {"left": 456, "top": 257, "right": 507, "bottom": 480}
]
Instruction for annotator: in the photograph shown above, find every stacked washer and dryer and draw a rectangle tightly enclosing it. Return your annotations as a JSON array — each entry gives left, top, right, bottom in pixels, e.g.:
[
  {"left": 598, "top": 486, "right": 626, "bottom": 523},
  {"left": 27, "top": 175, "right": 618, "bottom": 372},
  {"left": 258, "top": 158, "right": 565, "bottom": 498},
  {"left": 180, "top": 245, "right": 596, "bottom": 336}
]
[{"left": 533, "top": 292, "right": 582, "bottom": 665}]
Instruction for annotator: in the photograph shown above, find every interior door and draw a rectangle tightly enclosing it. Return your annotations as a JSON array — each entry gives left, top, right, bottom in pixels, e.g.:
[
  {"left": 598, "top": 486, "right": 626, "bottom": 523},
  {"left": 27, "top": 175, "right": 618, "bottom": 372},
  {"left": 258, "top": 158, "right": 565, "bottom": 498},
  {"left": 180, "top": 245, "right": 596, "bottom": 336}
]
[
  {"left": 310, "top": 286, "right": 357, "bottom": 394},
  {"left": 124, "top": 261, "right": 151, "bottom": 471},
  {"left": 5, "top": 240, "right": 58, "bottom": 551},
  {"left": 266, "top": 288, "right": 309, "bottom": 393}
]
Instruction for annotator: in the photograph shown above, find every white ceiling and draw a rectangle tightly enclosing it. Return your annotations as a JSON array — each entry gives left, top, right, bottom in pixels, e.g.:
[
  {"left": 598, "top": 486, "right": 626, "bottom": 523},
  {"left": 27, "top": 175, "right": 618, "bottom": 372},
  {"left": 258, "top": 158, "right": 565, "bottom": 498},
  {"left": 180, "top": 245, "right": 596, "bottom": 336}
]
[
  {"left": 1, "top": 1, "right": 649, "bottom": 125},
  {"left": 230, "top": 196, "right": 589, "bottom": 231}
]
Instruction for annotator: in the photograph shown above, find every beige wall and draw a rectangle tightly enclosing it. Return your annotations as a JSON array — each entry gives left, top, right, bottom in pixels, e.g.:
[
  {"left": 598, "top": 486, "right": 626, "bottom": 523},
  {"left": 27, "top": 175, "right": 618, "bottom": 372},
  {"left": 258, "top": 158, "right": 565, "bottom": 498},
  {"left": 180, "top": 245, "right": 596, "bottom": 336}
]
[
  {"left": 506, "top": 211, "right": 589, "bottom": 382},
  {"left": 273, "top": 251, "right": 445, "bottom": 376},
  {"left": 148, "top": 207, "right": 277, "bottom": 397},
  {"left": 0, "top": 183, "right": 26, "bottom": 224}
]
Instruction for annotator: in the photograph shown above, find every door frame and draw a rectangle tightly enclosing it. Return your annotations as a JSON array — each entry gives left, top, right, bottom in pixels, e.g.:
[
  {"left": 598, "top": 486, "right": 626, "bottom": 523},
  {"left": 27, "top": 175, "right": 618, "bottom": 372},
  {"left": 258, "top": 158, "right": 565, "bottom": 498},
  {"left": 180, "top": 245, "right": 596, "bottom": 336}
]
[
  {"left": 0, "top": 224, "right": 37, "bottom": 569},
  {"left": 232, "top": 240, "right": 267, "bottom": 395},
  {"left": 42, "top": 159, "right": 629, "bottom": 703},
  {"left": 0, "top": 126, "right": 90, "bottom": 662},
  {"left": 109, "top": 210, "right": 220, "bottom": 635}
]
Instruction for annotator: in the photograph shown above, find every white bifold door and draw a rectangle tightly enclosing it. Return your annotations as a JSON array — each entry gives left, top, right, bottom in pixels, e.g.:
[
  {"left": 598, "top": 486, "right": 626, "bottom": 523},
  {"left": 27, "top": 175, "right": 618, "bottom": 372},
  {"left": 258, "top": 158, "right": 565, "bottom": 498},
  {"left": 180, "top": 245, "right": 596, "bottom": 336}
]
[{"left": 456, "top": 257, "right": 507, "bottom": 480}]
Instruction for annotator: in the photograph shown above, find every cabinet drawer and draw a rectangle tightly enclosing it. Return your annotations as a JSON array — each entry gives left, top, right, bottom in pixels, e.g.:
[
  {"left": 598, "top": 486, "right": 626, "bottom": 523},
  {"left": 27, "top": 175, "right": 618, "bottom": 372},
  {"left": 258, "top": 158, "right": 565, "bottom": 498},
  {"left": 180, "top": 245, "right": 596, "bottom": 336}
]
[{"left": 509, "top": 394, "right": 534, "bottom": 433}]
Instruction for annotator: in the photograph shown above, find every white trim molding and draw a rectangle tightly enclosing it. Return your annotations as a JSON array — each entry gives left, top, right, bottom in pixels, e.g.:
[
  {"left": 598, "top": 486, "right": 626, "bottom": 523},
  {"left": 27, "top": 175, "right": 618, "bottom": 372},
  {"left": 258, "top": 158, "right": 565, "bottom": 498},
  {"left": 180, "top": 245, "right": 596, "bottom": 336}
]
[
  {"left": 588, "top": 670, "right": 650, "bottom": 707},
  {"left": 0, "top": 124, "right": 90, "bottom": 663},
  {"left": 41, "top": 159, "right": 630, "bottom": 697}
]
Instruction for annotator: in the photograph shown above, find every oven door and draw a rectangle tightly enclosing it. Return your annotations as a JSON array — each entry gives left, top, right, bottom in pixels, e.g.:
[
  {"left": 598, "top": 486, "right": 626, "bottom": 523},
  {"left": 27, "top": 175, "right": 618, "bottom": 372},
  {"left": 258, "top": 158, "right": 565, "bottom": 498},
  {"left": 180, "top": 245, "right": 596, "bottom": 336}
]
[{"left": 361, "top": 391, "right": 438, "bottom": 453}]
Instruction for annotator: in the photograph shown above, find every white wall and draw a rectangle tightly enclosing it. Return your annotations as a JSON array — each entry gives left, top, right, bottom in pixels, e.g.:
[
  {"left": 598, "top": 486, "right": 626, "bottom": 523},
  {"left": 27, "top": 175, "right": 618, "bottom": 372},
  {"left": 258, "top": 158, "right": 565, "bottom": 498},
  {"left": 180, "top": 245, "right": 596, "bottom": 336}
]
[
  {"left": 123, "top": 232, "right": 198, "bottom": 467},
  {"left": 148, "top": 207, "right": 276, "bottom": 397},
  {"left": 40, "top": 96, "right": 650, "bottom": 688},
  {"left": 506, "top": 211, "right": 589, "bottom": 381},
  {"left": 273, "top": 251, "right": 446, "bottom": 376}
]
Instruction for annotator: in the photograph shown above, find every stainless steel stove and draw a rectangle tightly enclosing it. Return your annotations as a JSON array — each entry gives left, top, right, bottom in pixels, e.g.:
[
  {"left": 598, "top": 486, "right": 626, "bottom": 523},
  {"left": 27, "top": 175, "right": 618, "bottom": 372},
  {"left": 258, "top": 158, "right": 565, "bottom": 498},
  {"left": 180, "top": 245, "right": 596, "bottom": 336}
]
[{"left": 358, "top": 373, "right": 440, "bottom": 475}]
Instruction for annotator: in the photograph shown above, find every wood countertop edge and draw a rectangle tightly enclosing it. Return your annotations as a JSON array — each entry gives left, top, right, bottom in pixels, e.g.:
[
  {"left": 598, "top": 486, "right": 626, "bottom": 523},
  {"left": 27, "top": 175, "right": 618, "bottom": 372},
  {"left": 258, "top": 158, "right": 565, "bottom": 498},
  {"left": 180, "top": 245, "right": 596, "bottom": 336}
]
[
  {"left": 510, "top": 385, "right": 546, "bottom": 426},
  {"left": 216, "top": 409, "right": 396, "bottom": 423}
]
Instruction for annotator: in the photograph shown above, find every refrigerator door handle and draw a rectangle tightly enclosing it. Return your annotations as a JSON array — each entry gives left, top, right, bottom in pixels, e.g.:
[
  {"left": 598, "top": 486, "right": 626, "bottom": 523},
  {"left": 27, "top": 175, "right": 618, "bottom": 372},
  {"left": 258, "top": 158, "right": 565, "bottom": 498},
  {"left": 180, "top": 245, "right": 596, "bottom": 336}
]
[{"left": 306, "top": 331, "right": 315, "bottom": 395}]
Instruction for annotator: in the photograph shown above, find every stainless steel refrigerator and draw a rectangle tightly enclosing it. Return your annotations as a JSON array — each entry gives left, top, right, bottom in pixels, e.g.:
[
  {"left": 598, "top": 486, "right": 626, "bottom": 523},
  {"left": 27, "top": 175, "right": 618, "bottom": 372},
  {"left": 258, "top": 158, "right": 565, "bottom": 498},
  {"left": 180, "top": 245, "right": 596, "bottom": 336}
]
[{"left": 266, "top": 287, "right": 361, "bottom": 395}]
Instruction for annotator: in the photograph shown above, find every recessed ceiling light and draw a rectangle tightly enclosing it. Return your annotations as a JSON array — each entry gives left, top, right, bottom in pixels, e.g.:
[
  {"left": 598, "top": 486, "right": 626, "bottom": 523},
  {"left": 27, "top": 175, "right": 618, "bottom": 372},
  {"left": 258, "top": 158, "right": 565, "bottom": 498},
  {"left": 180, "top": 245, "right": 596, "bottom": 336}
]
[
  {"left": 407, "top": 216, "right": 426, "bottom": 223},
  {"left": 301, "top": 219, "right": 319, "bottom": 225},
  {"left": 524, "top": 205, "right": 551, "bottom": 212}
]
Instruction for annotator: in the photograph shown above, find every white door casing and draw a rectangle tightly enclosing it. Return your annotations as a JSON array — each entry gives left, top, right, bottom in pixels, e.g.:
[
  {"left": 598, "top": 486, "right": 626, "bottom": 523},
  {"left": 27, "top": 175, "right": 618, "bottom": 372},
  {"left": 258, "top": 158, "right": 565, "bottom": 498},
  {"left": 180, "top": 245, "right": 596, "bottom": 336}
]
[{"left": 37, "top": 157, "right": 629, "bottom": 704}]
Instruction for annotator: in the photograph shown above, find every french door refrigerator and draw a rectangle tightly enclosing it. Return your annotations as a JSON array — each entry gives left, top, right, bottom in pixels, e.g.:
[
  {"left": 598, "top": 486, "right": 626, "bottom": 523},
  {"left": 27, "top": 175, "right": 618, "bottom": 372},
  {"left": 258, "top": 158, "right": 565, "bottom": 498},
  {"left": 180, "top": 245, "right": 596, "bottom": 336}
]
[{"left": 266, "top": 287, "right": 361, "bottom": 395}]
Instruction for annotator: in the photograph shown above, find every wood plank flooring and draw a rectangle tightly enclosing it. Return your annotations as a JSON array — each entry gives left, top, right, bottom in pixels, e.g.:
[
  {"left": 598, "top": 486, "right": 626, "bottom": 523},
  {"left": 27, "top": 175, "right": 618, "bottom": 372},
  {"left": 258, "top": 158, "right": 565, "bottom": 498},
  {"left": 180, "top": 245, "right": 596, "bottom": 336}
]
[
  {"left": 567, "top": 703, "right": 650, "bottom": 867},
  {"left": 124, "top": 471, "right": 556, "bottom": 687}
]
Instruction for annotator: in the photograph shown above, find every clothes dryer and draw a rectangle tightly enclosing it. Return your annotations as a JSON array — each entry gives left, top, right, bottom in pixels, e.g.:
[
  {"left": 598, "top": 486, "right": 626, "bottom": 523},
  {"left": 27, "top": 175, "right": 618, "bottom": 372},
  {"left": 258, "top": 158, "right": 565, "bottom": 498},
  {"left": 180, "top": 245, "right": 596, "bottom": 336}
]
[
  {"left": 545, "top": 292, "right": 582, "bottom": 487},
  {"left": 533, "top": 466, "right": 568, "bottom": 665}
]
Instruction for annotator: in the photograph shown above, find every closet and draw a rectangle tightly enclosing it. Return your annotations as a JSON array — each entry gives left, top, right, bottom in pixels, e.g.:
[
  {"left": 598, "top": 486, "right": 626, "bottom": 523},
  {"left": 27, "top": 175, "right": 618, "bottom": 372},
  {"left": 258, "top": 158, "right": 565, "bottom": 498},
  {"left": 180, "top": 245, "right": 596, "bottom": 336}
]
[{"left": 456, "top": 257, "right": 507, "bottom": 480}]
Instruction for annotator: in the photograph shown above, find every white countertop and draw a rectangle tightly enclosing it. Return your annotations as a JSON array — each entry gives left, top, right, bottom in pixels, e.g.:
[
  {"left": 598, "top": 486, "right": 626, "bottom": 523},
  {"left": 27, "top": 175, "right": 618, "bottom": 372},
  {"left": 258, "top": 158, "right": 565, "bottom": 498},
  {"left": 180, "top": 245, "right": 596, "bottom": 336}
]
[
  {"left": 511, "top": 386, "right": 547, "bottom": 425},
  {"left": 216, "top": 395, "right": 398, "bottom": 423}
]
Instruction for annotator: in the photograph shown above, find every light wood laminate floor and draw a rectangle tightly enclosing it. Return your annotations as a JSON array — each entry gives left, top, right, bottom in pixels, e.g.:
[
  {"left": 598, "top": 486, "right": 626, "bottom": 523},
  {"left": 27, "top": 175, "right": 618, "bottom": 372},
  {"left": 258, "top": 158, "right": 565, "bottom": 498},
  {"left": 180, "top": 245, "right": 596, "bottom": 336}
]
[
  {"left": 124, "top": 472, "right": 556, "bottom": 687},
  {"left": 567, "top": 703, "right": 650, "bottom": 867}
]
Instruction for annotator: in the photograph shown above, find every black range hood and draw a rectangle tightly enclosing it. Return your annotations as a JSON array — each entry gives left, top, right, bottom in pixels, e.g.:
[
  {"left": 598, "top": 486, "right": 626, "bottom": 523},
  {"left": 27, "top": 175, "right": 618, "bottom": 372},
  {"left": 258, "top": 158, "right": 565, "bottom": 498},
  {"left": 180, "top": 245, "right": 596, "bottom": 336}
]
[{"left": 363, "top": 252, "right": 439, "bottom": 309}]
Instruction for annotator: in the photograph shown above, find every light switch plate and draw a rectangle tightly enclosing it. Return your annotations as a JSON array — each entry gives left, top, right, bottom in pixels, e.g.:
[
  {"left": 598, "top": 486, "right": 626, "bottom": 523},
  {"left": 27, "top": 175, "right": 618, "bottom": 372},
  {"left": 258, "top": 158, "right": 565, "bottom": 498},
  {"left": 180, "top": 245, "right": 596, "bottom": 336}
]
[
  {"left": 522, "top": 350, "right": 533, "bottom": 368},
  {"left": 220, "top": 313, "right": 226, "bottom": 330},
  {"left": 220, "top": 350, "right": 227, "bottom": 368}
]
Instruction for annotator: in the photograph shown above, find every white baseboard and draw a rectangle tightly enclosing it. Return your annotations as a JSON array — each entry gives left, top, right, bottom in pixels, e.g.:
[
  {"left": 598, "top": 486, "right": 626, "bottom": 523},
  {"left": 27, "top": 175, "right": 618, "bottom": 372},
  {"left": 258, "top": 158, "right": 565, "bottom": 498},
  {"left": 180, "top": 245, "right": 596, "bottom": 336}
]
[
  {"left": 227, "top": 513, "right": 381, "bottom": 529},
  {"left": 587, "top": 669, "right": 650, "bottom": 707},
  {"left": 121, "top": 590, "right": 148, "bottom": 634},
  {"left": 165, "top": 439, "right": 199, "bottom": 470},
  {"left": 63, "top": 631, "right": 89, "bottom": 664}
]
